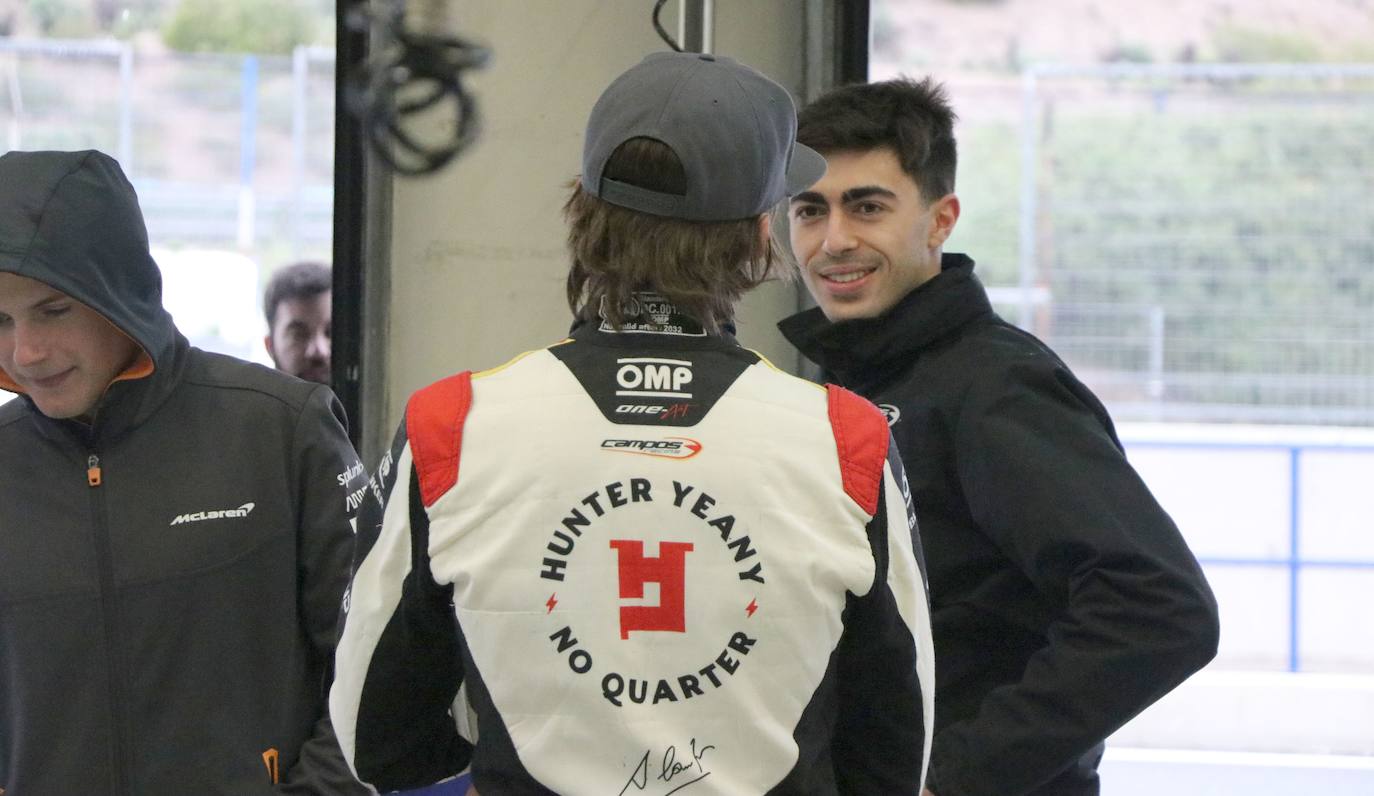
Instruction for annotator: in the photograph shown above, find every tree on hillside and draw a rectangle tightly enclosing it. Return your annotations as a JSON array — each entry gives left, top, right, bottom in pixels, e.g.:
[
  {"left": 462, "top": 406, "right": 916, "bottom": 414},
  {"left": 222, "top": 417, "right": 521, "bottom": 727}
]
[{"left": 163, "top": 0, "right": 313, "bottom": 54}]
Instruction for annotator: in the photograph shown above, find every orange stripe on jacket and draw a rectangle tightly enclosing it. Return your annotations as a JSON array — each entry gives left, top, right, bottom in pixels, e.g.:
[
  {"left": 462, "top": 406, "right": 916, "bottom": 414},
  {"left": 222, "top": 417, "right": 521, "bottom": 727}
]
[
  {"left": 406, "top": 371, "right": 475, "bottom": 508},
  {"left": 827, "top": 384, "right": 890, "bottom": 516}
]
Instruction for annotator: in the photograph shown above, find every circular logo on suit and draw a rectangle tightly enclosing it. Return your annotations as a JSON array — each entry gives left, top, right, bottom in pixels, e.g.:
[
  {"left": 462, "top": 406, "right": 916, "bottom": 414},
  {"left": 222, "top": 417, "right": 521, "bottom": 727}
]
[{"left": 878, "top": 403, "right": 901, "bottom": 427}]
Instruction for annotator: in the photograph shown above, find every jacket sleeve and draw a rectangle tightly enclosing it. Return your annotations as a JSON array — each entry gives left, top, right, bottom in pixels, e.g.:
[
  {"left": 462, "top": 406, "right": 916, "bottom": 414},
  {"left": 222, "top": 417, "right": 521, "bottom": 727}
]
[
  {"left": 279, "top": 385, "right": 374, "bottom": 795},
  {"left": 328, "top": 414, "right": 472, "bottom": 793},
  {"left": 928, "top": 359, "right": 1220, "bottom": 796},
  {"left": 833, "top": 435, "right": 936, "bottom": 794}
]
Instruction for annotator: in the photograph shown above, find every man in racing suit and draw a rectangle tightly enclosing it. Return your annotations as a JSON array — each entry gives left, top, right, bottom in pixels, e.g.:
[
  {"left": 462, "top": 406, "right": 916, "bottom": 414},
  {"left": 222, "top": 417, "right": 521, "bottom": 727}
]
[{"left": 330, "top": 52, "right": 936, "bottom": 795}]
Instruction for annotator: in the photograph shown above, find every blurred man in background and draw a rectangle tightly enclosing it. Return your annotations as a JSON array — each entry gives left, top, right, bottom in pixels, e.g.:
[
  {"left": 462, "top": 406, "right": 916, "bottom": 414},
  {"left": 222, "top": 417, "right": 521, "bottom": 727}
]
[{"left": 264, "top": 260, "right": 331, "bottom": 384}]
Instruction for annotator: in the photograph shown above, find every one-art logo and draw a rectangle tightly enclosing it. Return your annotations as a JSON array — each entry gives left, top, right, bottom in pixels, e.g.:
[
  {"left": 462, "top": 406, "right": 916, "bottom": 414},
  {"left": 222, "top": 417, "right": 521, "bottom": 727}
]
[
  {"left": 614, "top": 402, "right": 695, "bottom": 421},
  {"left": 609, "top": 539, "right": 694, "bottom": 639},
  {"left": 658, "top": 403, "right": 693, "bottom": 421}
]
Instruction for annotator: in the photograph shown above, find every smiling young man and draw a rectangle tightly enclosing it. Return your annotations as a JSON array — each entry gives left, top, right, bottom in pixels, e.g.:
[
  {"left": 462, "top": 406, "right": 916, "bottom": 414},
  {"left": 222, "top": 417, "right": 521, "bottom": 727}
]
[
  {"left": 0, "top": 149, "right": 369, "bottom": 795},
  {"left": 0, "top": 272, "right": 141, "bottom": 420},
  {"left": 790, "top": 145, "right": 957, "bottom": 322},
  {"left": 779, "top": 78, "right": 1221, "bottom": 796}
]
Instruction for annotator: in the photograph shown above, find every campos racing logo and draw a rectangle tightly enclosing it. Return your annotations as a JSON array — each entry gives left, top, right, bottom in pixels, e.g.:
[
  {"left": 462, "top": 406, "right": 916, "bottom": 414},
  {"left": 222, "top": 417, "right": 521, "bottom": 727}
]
[
  {"left": 170, "top": 502, "right": 255, "bottom": 526},
  {"left": 878, "top": 403, "right": 901, "bottom": 427},
  {"left": 616, "top": 357, "right": 693, "bottom": 399},
  {"left": 601, "top": 437, "right": 702, "bottom": 460}
]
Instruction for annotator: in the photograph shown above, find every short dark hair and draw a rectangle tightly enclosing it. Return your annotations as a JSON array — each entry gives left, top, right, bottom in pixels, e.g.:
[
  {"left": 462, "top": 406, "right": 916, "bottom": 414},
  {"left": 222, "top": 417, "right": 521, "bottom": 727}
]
[
  {"left": 564, "top": 137, "right": 783, "bottom": 333},
  {"left": 797, "top": 76, "right": 958, "bottom": 203},
  {"left": 263, "top": 261, "right": 330, "bottom": 329}
]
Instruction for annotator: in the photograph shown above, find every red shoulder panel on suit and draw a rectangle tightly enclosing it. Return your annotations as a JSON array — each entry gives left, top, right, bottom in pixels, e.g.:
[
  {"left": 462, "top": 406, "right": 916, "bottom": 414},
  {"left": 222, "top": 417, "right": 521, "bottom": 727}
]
[
  {"left": 826, "top": 384, "right": 889, "bottom": 516},
  {"left": 405, "top": 371, "right": 474, "bottom": 508}
]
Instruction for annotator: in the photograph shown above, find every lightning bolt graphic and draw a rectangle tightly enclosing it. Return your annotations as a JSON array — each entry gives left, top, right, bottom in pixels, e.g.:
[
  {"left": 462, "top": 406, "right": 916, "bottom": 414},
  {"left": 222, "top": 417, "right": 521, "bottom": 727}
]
[
  {"left": 746, "top": 598, "right": 758, "bottom": 618},
  {"left": 546, "top": 593, "right": 558, "bottom": 614}
]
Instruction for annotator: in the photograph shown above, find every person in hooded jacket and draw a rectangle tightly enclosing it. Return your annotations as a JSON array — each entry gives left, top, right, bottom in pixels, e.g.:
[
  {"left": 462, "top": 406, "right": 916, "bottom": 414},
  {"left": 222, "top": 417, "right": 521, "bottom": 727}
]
[
  {"left": 779, "top": 78, "right": 1221, "bottom": 796},
  {"left": 0, "top": 149, "right": 370, "bottom": 795}
]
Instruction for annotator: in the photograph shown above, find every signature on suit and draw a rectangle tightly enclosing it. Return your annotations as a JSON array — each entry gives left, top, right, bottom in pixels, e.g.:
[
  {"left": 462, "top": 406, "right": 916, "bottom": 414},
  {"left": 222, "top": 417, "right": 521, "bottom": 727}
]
[{"left": 618, "top": 738, "right": 715, "bottom": 795}]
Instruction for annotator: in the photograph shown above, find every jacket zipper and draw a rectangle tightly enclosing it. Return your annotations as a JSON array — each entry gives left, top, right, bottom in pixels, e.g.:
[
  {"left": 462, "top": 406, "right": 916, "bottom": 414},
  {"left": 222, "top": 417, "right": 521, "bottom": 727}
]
[{"left": 88, "top": 451, "right": 132, "bottom": 795}]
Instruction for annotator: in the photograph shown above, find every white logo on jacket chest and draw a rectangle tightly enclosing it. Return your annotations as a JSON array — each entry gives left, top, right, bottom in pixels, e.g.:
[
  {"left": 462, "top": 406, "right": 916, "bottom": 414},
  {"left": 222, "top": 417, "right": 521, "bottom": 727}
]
[
  {"left": 878, "top": 403, "right": 901, "bottom": 427},
  {"left": 169, "top": 502, "right": 256, "bottom": 526}
]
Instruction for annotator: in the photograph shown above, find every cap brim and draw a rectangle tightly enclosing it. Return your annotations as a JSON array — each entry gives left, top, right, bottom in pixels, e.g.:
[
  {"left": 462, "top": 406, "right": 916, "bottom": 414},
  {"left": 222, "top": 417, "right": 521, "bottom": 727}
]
[{"left": 785, "top": 142, "right": 827, "bottom": 196}]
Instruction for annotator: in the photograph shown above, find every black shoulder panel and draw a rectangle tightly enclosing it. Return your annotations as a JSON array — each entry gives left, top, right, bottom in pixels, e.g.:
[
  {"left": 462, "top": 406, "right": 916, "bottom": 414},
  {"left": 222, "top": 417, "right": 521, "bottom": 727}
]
[{"left": 549, "top": 341, "right": 759, "bottom": 427}]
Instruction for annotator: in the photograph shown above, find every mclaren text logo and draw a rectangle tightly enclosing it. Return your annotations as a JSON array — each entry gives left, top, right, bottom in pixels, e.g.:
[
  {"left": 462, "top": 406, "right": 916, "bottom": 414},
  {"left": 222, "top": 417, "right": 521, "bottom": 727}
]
[
  {"left": 616, "top": 357, "right": 693, "bottom": 398},
  {"left": 601, "top": 437, "right": 702, "bottom": 459},
  {"left": 169, "top": 503, "right": 256, "bottom": 526}
]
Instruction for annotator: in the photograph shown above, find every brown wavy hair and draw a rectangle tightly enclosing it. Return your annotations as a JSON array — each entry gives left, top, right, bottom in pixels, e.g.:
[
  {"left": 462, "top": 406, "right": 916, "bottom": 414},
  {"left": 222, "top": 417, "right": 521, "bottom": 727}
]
[
  {"left": 797, "top": 76, "right": 958, "bottom": 203},
  {"left": 564, "top": 137, "right": 785, "bottom": 333}
]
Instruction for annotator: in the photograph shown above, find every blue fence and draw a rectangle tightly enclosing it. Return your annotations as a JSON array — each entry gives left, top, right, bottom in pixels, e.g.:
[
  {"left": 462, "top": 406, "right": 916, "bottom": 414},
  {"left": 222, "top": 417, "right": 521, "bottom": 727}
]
[
  {"left": 1123, "top": 437, "right": 1374, "bottom": 673},
  {"left": 1, "top": 37, "right": 336, "bottom": 262}
]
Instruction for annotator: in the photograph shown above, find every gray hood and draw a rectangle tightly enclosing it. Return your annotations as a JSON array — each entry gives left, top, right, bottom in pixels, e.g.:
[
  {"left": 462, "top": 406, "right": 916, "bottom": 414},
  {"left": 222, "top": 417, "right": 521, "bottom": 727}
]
[
  {"left": 0, "top": 150, "right": 186, "bottom": 434},
  {"left": 0, "top": 149, "right": 176, "bottom": 378},
  {"left": 0, "top": 150, "right": 180, "bottom": 408}
]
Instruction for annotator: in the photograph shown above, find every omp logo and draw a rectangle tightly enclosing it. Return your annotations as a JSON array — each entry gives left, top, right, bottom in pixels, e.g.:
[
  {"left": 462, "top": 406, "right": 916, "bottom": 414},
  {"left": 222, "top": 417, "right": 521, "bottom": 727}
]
[
  {"left": 169, "top": 503, "right": 256, "bottom": 526},
  {"left": 643, "top": 297, "right": 675, "bottom": 325},
  {"left": 601, "top": 438, "right": 702, "bottom": 460},
  {"left": 616, "top": 357, "right": 693, "bottom": 398},
  {"left": 878, "top": 403, "right": 901, "bottom": 427}
]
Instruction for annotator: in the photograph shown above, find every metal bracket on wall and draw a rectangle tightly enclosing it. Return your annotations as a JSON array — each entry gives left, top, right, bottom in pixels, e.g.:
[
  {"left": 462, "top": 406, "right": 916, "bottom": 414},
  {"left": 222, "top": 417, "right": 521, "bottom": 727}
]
[{"left": 679, "top": 0, "right": 715, "bottom": 54}]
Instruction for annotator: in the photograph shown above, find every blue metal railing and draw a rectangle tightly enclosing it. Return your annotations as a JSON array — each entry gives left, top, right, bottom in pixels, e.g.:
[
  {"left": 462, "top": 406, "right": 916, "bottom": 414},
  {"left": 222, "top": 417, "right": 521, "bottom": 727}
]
[{"left": 1123, "top": 439, "right": 1374, "bottom": 672}]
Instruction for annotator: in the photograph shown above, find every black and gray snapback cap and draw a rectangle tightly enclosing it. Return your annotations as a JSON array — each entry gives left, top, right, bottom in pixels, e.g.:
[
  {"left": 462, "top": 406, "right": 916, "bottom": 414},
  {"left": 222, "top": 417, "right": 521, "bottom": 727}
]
[{"left": 581, "top": 51, "right": 827, "bottom": 222}]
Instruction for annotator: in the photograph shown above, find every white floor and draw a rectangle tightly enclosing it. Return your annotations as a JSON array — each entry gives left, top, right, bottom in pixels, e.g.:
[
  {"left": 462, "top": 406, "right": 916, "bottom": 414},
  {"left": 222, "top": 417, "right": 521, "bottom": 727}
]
[{"left": 1101, "top": 748, "right": 1374, "bottom": 795}]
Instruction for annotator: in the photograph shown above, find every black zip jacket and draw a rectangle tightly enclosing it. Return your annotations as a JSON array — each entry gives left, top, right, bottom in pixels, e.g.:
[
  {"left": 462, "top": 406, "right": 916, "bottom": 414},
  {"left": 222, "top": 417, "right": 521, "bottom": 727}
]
[
  {"left": 779, "top": 254, "right": 1220, "bottom": 796},
  {"left": 0, "top": 149, "right": 369, "bottom": 794}
]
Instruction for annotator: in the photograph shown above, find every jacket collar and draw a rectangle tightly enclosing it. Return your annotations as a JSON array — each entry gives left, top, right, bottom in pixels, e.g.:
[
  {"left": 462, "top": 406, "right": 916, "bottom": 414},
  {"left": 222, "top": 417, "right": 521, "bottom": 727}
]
[
  {"left": 778, "top": 253, "right": 991, "bottom": 385},
  {"left": 20, "top": 331, "right": 190, "bottom": 448},
  {"left": 569, "top": 292, "right": 744, "bottom": 353}
]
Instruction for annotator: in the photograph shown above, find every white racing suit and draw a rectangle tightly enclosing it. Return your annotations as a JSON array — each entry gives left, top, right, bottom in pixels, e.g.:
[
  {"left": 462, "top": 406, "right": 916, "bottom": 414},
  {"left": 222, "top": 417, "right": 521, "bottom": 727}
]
[{"left": 331, "top": 312, "right": 935, "bottom": 795}]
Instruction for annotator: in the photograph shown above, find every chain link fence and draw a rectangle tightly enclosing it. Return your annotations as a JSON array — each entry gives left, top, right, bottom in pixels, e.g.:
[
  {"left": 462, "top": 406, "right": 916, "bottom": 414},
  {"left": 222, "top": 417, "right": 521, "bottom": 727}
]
[
  {"left": 1, "top": 38, "right": 336, "bottom": 263},
  {"left": 1, "top": 37, "right": 336, "bottom": 364},
  {"left": 930, "top": 64, "right": 1374, "bottom": 426}
]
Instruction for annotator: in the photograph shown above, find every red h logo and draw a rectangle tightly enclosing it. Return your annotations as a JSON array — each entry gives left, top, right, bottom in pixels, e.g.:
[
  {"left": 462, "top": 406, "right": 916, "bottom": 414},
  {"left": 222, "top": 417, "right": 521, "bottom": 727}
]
[{"left": 609, "top": 540, "right": 694, "bottom": 639}]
